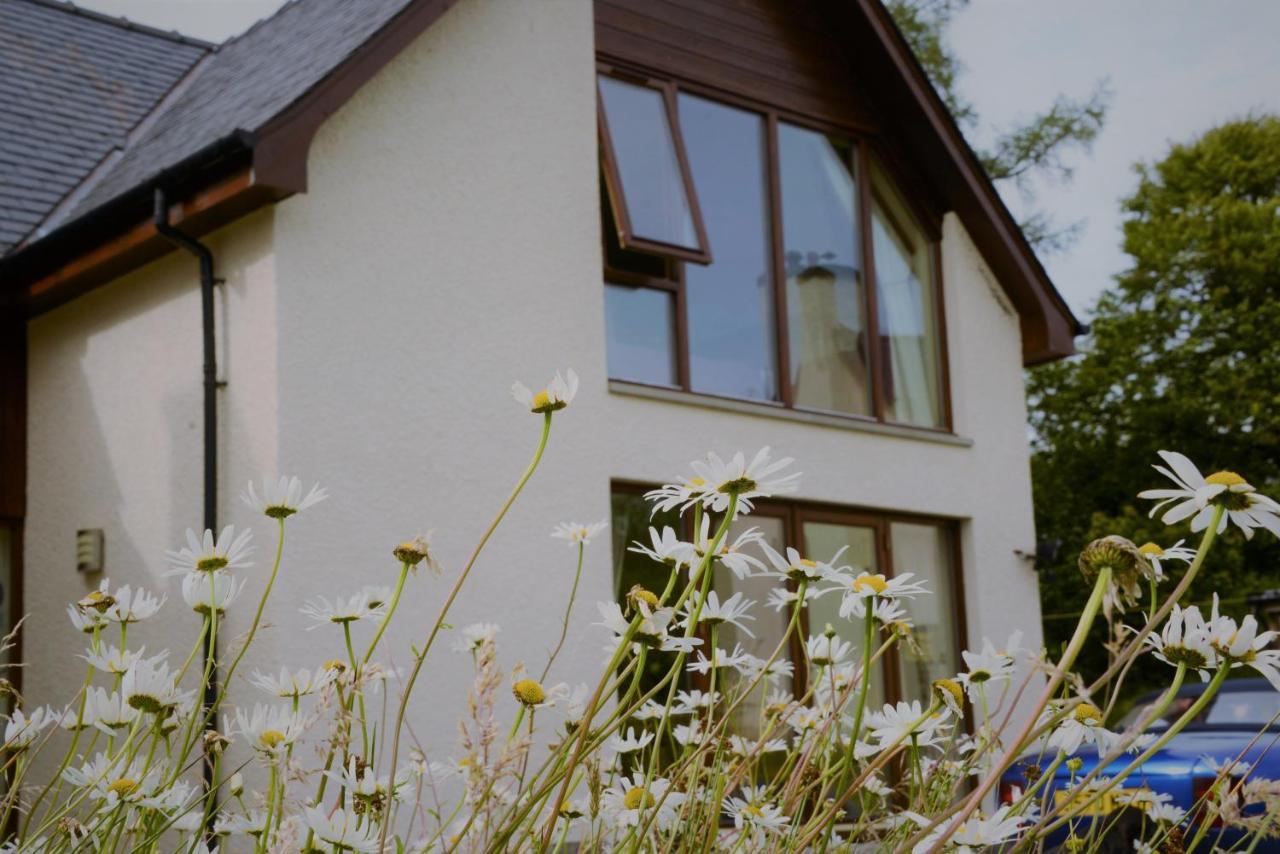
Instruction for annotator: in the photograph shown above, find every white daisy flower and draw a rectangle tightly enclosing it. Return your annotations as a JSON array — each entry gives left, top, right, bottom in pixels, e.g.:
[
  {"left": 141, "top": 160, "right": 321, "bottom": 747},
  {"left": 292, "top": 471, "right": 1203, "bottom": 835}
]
[
  {"left": 299, "top": 592, "right": 386, "bottom": 628},
  {"left": 392, "top": 531, "right": 444, "bottom": 575},
  {"left": 4, "top": 706, "right": 57, "bottom": 750},
  {"left": 629, "top": 526, "right": 688, "bottom": 567},
  {"left": 688, "top": 447, "right": 800, "bottom": 515},
  {"left": 360, "top": 584, "right": 393, "bottom": 609},
  {"left": 94, "top": 581, "right": 165, "bottom": 624},
  {"left": 1138, "top": 450, "right": 1280, "bottom": 539},
  {"left": 688, "top": 644, "right": 749, "bottom": 675},
  {"left": 673, "top": 720, "right": 704, "bottom": 746},
  {"left": 511, "top": 368, "right": 579, "bottom": 414},
  {"left": 63, "top": 753, "right": 164, "bottom": 807},
  {"left": 673, "top": 689, "right": 721, "bottom": 714},
  {"left": 959, "top": 633, "right": 1022, "bottom": 698},
  {"left": 866, "top": 700, "right": 951, "bottom": 750},
  {"left": 644, "top": 476, "right": 713, "bottom": 517},
  {"left": 727, "top": 735, "right": 787, "bottom": 755},
  {"left": 596, "top": 600, "right": 684, "bottom": 651},
  {"left": 760, "top": 543, "right": 843, "bottom": 584},
  {"left": 82, "top": 644, "right": 146, "bottom": 676},
  {"left": 836, "top": 570, "right": 929, "bottom": 605},
  {"left": 67, "top": 602, "right": 110, "bottom": 634},
  {"left": 676, "top": 516, "right": 768, "bottom": 580},
  {"left": 911, "top": 805, "right": 1025, "bottom": 852},
  {"left": 682, "top": 590, "right": 756, "bottom": 637},
  {"left": 870, "top": 596, "right": 914, "bottom": 628},
  {"left": 1206, "top": 596, "right": 1280, "bottom": 690},
  {"left": 511, "top": 676, "right": 569, "bottom": 710},
  {"left": 1146, "top": 802, "right": 1187, "bottom": 824},
  {"left": 323, "top": 756, "right": 411, "bottom": 813},
  {"left": 241, "top": 475, "right": 327, "bottom": 519},
  {"left": 806, "top": 633, "right": 854, "bottom": 667},
  {"left": 76, "top": 687, "right": 137, "bottom": 734},
  {"left": 303, "top": 806, "right": 380, "bottom": 852},
  {"left": 765, "top": 585, "right": 819, "bottom": 612},
  {"left": 232, "top": 703, "right": 308, "bottom": 757},
  {"left": 249, "top": 666, "right": 337, "bottom": 699},
  {"left": 723, "top": 786, "right": 790, "bottom": 834},
  {"left": 600, "top": 774, "right": 686, "bottom": 831},
  {"left": 166, "top": 526, "right": 254, "bottom": 575},
  {"left": 629, "top": 700, "right": 667, "bottom": 724},
  {"left": 181, "top": 570, "right": 246, "bottom": 616},
  {"left": 122, "top": 654, "right": 187, "bottom": 714},
  {"left": 1045, "top": 702, "right": 1118, "bottom": 757},
  {"left": 1145, "top": 603, "right": 1215, "bottom": 676},
  {"left": 215, "top": 809, "right": 269, "bottom": 837},
  {"left": 737, "top": 653, "right": 795, "bottom": 683},
  {"left": 452, "top": 622, "right": 501, "bottom": 653},
  {"left": 551, "top": 520, "right": 607, "bottom": 546},
  {"left": 1137, "top": 539, "right": 1197, "bottom": 582},
  {"left": 608, "top": 727, "right": 655, "bottom": 755}
]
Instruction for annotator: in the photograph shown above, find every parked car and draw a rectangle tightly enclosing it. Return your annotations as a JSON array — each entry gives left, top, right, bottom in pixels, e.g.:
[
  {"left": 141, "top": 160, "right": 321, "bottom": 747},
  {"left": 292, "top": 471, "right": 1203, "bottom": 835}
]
[{"left": 999, "top": 678, "right": 1280, "bottom": 851}]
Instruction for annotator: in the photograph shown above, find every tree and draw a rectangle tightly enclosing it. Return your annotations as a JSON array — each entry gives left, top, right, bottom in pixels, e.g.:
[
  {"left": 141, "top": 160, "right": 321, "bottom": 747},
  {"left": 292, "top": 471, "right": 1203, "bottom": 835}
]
[
  {"left": 887, "top": 0, "right": 1110, "bottom": 253},
  {"left": 1027, "top": 116, "right": 1280, "bottom": 697}
]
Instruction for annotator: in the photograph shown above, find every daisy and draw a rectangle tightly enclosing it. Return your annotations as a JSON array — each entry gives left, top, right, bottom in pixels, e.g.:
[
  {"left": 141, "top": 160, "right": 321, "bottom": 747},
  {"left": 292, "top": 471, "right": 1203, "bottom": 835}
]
[
  {"left": 563, "top": 684, "right": 591, "bottom": 731},
  {"left": 912, "top": 805, "right": 1025, "bottom": 853},
  {"left": 1146, "top": 803, "right": 1187, "bottom": 824},
  {"left": 600, "top": 774, "right": 686, "bottom": 831},
  {"left": 760, "top": 543, "right": 843, "bottom": 584},
  {"left": 303, "top": 806, "right": 380, "bottom": 853},
  {"left": 870, "top": 597, "right": 914, "bottom": 629},
  {"left": 181, "top": 570, "right": 246, "bottom": 616},
  {"left": 1137, "top": 540, "right": 1197, "bottom": 582},
  {"left": 551, "top": 520, "right": 607, "bottom": 546},
  {"left": 723, "top": 786, "right": 790, "bottom": 834},
  {"left": 249, "top": 666, "right": 337, "bottom": 700},
  {"left": 452, "top": 622, "right": 501, "bottom": 653},
  {"left": 683, "top": 590, "right": 755, "bottom": 637},
  {"left": 866, "top": 700, "right": 950, "bottom": 749},
  {"left": 232, "top": 703, "right": 308, "bottom": 757},
  {"left": 629, "top": 700, "right": 668, "bottom": 724},
  {"left": 361, "top": 585, "right": 393, "bottom": 609},
  {"left": 324, "top": 756, "right": 410, "bottom": 813},
  {"left": 629, "top": 526, "right": 688, "bottom": 567},
  {"left": 63, "top": 753, "right": 164, "bottom": 807},
  {"left": 67, "top": 602, "right": 110, "bottom": 634},
  {"left": 97, "top": 583, "right": 164, "bottom": 624},
  {"left": 216, "top": 809, "right": 269, "bottom": 838},
  {"left": 83, "top": 644, "right": 146, "bottom": 676},
  {"left": 676, "top": 516, "right": 768, "bottom": 580},
  {"left": 511, "top": 676, "right": 569, "bottom": 710},
  {"left": 511, "top": 368, "right": 579, "bottom": 414},
  {"left": 644, "top": 476, "right": 713, "bottom": 516},
  {"left": 299, "top": 592, "right": 385, "bottom": 628},
  {"left": 79, "top": 688, "right": 137, "bottom": 733},
  {"left": 688, "top": 644, "right": 749, "bottom": 675},
  {"left": 727, "top": 734, "right": 788, "bottom": 755},
  {"left": 166, "top": 526, "right": 254, "bottom": 575},
  {"left": 4, "top": 706, "right": 57, "bottom": 750},
  {"left": 673, "top": 689, "right": 721, "bottom": 714},
  {"left": 1206, "top": 598, "right": 1280, "bottom": 690},
  {"left": 806, "top": 634, "right": 854, "bottom": 667},
  {"left": 765, "top": 585, "right": 819, "bottom": 612},
  {"left": 608, "top": 727, "right": 655, "bottom": 755},
  {"left": 1046, "top": 702, "right": 1118, "bottom": 757},
  {"left": 688, "top": 447, "right": 800, "bottom": 515},
  {"left": 673, "top": 720, "right": 704, "bottom": 746},
  {"left": 241, "top": 475, "right": 327, "bottom": 519},
  {"left": 392, "top": 531, "right": 444, "bottom": 574},
  {"left": 1138, "top": 450, "right": 1280, "bottom": 539},
  {"left": 738, "top": 653, "right": 795, "bottom": 683},
  {"left": 122, "top": 654, "right": 186, "bottom": 714},
  {"left": 959, "top": 633, "right": 1021, "bottom": 698},
  {"left": 1145, "top": 603, "right": 1215, "bottom": 676},
  {"left": 596, "top": 600, "right": 682, "bottom": 651}
]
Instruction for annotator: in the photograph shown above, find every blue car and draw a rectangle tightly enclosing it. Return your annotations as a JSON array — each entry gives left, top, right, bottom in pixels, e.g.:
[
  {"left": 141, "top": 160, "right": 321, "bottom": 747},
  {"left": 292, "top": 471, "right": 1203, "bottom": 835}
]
[{"left": 999, "top": 678, "right": 1280, "bottom": 851}]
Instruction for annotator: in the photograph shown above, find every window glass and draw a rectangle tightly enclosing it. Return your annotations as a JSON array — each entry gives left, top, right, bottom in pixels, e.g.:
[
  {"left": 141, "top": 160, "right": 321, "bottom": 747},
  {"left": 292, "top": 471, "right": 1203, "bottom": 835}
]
[
  {"left": 871, "top": 164, "right": 943, "bottom": 427},
  {"left": 890, "top": 522, "right": 958, "bottom": 704},
  {"left": 604, "top": 284, "right": 678, "bottom": 387},
  {"left": 778, "top": 124, "right": 871, "bottom": 416},
  {"left": 1205, "top": 691, "right": 1280, "bottom": 726},
  {"left": 598, "top": 76, "right": 700, "bottom": 252},
  {"left": 678, "top": 94, "right": 779, "bottom": 402},
  {"left": 803, "top": 521, "right": 883, "bottom": 709}
]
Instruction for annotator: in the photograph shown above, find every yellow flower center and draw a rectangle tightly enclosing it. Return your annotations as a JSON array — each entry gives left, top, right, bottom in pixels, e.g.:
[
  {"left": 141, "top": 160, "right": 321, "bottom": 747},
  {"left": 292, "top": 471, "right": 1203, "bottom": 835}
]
[
  {"left": 799, "top": 558, "right": 818, "bottom": 568},
  {"left": 689, "top": 477, "right": 706, "bottom": 488},
  {"left": 623, "top": 786, "right": 654, "bottom": 810},
  {"left": 1138, "top": 542, "right": 1164, "bottom": 557},
  {"left": 107, "top": 778, "right": 138, "bottom": 797},
  {"left": 1206, "top": 471, "right": 1247, "bottom": 487},
  {"left": 323, "top": 659, "right": 346, "bottom": 672},
  {"left": 744, "top": 803, "right": 765, "bottom": 819},
  {"left": 260, "top": 729, "right": 286, "bottom": 748},
  {"left": 1073, "top": 703, "right": 1103, "bottom": 726},
  {"left": 933, "top": 678, "right": 965, "bottom": 707},
  {"left": 630, "top": 588, "right": 659, "bottom": 608},
  {"left": 531, "top": 390, "right": 551, "bottom": 410},
  {"left": 853, "top": 574, "right": 888, "bottom": 594},
  {"left": 195, "top": 556, "right": 228, "bottom": 572},
  {"left": 513, "top": 679, "right": 546, "bottom": 706}
]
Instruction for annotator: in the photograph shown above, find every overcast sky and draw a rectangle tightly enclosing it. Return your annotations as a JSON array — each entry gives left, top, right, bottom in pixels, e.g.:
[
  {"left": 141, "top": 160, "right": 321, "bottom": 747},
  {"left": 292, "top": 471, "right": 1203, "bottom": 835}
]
[{"left": 78, "top": 0, "right": 1280, "bottom": 319}]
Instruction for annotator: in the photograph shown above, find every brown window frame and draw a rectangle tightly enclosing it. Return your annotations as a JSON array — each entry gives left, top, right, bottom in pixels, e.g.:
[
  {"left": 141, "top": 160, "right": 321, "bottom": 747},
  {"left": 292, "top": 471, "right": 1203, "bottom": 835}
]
[
  {"left": 609, "top": 482, "right": 968, "bottom": 709},
  {"left": 597, "top": 70, "right": 713, "bottom": 265},
  {"left": 599, "top": 60, "right": 954, "bottom": 434}
]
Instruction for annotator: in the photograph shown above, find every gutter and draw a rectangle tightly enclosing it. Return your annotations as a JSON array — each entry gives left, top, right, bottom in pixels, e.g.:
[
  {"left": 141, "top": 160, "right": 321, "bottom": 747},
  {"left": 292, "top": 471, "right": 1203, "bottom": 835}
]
[{"left": 152, "top": 187, "right": 221, "bottom": 826}]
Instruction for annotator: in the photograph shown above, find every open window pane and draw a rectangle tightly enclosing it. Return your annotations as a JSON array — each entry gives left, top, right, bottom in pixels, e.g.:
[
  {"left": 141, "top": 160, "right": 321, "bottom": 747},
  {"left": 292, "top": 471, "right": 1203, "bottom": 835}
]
[
  {"left": 779, "top": 124, "right": 872, "bottom": 416},
  {"left": 890, "top": 522, "right": 959, "bottom": 705},
  {"left": 679, "top": 93, "right": 779, "bottom": 402},
  {"left": 803, "top": 521, "right": 883, "bottom": 708},
  {"left": 598, "top": 75, "right": 703, "bottom": 255},
  {"left": 604, "top": 283, "right": 678, "bottom": 387},
  {"left": 871, "top": 164, "right": 943, "bottom": 428}
]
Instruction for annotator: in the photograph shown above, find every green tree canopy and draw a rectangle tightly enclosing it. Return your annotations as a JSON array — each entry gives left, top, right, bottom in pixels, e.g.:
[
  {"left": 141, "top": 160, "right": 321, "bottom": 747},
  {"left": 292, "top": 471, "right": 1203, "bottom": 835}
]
[{"left": 1028, "top": 116, "right": 1280, "bottom": 695}]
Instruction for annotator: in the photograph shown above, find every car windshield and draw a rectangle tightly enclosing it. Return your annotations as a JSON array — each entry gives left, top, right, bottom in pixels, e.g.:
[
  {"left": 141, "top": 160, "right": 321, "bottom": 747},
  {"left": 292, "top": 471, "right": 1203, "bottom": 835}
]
[{"left": 1117, "top": 689, "right": 1280, "bottom": 730}]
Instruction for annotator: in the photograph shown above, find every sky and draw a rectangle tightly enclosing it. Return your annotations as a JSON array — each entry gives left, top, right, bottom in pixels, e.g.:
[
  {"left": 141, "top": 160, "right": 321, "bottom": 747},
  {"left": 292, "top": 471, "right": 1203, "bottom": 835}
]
[{"left": 76, "top": 0, "right": 1280, "bottom": 319}]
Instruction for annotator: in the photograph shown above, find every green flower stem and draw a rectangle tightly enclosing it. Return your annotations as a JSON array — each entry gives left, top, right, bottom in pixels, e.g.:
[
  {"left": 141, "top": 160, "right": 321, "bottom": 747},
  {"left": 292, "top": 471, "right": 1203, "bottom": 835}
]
[
  {"left": 841, "top": 595, "right": 878, "bottom": 786},
  {"left": 909, "top": 564, "right": 1113, "bottom": 854},
  {"left": 540, "top": 541, "right": 586, "bottom": 683},
  {"left": 363, "top": 560, "right": 411, "bottom": 666},
  {"left": 23, "top": 661, "right": 96, "bottom": 835},
  {"left": 342, "top": 621, "right": 369, "bottom": 758},
  {"left": 212, "top": 516, "right": 287, "bottom": 715}
]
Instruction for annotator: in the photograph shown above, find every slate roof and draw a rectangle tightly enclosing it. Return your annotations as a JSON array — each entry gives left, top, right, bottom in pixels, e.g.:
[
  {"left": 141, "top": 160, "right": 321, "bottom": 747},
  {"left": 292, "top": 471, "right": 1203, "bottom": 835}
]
[
  {"left": 38, "top": 0, "right": 416, "bottom": 235},
  {"left": 0, "top": 0, "right": 209, "bottom": 253}
]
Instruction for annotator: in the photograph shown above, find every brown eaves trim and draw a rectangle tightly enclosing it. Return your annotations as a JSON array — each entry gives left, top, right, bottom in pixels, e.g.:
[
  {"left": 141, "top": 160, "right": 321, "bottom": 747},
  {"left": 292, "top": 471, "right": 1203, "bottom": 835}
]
[
  {"left": 843, "top": 0, "right": 1082, "bottom": 364},
  {"left": 0, "top": 0, "right": 460, "bottom": 318}
]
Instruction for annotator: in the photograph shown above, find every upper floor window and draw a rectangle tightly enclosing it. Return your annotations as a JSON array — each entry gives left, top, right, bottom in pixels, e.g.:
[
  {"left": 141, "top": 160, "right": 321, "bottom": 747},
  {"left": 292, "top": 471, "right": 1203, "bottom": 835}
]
[{"left": 599, "top": 70, "right": 949, "bottom": 431}]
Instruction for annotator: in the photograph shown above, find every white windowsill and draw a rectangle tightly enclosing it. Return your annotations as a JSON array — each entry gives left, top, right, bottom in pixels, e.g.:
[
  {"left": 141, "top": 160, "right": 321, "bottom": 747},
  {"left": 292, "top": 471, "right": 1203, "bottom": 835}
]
[{"left": 608, "top": 381, "right": 974, "bottom": 447}]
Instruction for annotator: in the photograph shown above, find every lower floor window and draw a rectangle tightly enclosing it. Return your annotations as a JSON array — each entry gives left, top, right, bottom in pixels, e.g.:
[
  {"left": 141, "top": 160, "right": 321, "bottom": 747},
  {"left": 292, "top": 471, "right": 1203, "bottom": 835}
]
[{"left": 608, "top": 486, "right": 963, "bottom": 737}]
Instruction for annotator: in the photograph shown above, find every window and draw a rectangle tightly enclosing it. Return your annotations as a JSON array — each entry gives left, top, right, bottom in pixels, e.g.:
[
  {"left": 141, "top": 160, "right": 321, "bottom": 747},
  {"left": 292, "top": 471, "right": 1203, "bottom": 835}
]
[
  {"left": 598, "top": 68, "right": 949, "bottom": 430},
  {"left": 608, "top": 487, "right": 963, "bottom": 727}
]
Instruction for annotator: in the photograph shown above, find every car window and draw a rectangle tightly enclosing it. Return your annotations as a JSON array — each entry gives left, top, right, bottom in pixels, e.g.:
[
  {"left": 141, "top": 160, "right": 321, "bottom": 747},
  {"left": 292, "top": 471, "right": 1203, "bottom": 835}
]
[
  {"left": 1205, "top": 691, "right": 1280, "bottom": 726},
  {"left": 1116, "top": 696, "right": 1196, "bottom": 731}
]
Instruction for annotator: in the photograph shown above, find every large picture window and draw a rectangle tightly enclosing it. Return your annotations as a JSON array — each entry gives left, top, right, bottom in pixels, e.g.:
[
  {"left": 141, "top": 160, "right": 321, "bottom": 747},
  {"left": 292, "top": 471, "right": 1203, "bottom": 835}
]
[
  {"left": 598, "top": 67, "right": 949, "bottom": 430},
  {"left": 609, "top": 486, "right": 964, "bottom": 728}
]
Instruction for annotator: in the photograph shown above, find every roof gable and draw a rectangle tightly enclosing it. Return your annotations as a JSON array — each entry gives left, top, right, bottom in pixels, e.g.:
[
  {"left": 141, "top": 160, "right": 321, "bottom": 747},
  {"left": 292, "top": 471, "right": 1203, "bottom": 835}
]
[{"left": 0, "top": 0, "right": 208, "bottom": 253}]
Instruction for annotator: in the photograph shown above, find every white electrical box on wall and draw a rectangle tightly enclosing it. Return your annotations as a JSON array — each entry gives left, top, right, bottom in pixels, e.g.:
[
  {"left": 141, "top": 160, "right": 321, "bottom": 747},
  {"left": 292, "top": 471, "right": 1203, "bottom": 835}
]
[{"left": 76, "top": 529, "right": 103, "bottom": 574}]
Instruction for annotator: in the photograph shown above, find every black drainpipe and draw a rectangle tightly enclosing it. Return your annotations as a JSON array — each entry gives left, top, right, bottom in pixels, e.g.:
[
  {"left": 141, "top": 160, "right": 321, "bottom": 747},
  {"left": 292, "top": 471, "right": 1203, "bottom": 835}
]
[{"left": 153, "top": 187, "right": 221, "bottom": 823}]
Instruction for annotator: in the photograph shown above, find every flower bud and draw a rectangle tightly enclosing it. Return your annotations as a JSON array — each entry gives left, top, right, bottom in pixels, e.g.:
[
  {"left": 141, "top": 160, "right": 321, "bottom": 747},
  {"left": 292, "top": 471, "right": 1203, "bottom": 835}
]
[
  {"left": 229, "top": 772, "right": 244, "bottom": 797},
  {"left": 1078, "top": 535, "right": 1153, "bottom": 611}
]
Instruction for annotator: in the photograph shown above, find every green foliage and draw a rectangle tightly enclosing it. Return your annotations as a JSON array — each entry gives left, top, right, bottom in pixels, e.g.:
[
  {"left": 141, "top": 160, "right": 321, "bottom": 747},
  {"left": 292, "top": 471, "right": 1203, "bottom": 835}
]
[
  {"left": 1029, "top": 116, "right": 1280, "bottom": 698},
  {"left": 886, "top": 0, "right": 1109, "bottom": 253}
]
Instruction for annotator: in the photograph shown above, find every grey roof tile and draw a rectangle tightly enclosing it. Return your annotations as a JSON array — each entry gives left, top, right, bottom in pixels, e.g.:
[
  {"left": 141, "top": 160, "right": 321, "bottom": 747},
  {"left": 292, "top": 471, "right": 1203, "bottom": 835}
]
[{"left": 0, "top": 0, "right": 209, "bottom": 253}]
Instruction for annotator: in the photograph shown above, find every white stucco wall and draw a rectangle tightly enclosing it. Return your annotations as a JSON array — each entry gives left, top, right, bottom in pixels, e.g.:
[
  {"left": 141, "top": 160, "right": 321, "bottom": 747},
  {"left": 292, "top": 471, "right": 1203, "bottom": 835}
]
[{"left": 20, "top": 0, "right": 1043, "bottom": 805}]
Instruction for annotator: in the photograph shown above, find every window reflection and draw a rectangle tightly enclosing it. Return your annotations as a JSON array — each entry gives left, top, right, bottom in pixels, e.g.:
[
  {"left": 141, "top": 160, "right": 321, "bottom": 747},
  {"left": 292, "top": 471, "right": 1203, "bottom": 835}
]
[
  {"left": 803, "top": 521, "right": 883, "bottom": 709},
  {"left": 778, "top": 124, "right": 871, "bottom": 416},
  {"left": 678, "top": 94, "right": 779, "bottom": 402},
  {"left": 604, "top": 284, "right": 678, "bottom": 387},
  {"left": 890, "top": 522, "right": 958, "bottom": 705}
]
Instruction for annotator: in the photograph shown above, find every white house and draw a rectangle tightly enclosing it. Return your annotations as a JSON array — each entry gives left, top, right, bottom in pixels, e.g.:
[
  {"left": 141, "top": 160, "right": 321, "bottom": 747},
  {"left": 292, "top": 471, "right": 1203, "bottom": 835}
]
[{"left": 0, "top": 0, "right": 1079, "bottom": 796}]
